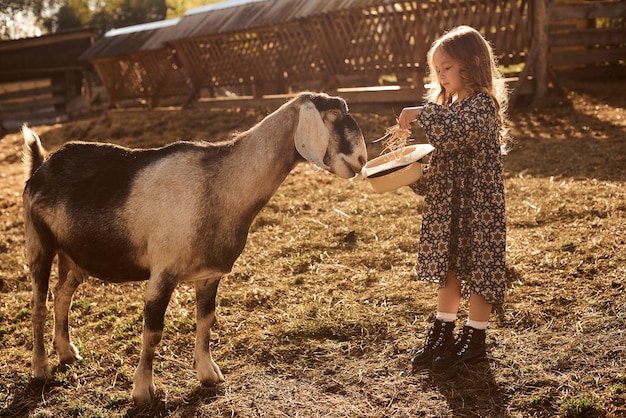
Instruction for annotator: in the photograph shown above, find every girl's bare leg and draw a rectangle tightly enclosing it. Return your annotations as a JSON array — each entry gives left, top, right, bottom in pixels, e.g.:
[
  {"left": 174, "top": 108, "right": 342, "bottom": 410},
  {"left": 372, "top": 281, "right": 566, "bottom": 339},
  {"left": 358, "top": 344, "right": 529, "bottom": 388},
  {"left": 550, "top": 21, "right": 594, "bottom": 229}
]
[
  {"left": 412, "top": 271, "right": 461, "bottom": 370},
  {"left": 468, "top": 293, "right": 492, "bottom": 323},
  {"left": 437, "top": 270, "right": 462, "bottom": 315}
]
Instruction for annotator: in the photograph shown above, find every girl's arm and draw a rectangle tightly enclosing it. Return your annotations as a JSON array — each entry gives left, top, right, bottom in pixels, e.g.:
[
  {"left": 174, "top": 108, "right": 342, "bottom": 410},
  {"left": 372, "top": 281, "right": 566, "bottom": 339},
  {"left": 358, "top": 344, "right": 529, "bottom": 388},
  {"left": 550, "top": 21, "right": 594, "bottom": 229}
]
[
  {"left": 398, "top": 106, "right": 423, "bottom": 130},
  {"left": 418, "top": 94, "right": 497, "bottom": 151}
]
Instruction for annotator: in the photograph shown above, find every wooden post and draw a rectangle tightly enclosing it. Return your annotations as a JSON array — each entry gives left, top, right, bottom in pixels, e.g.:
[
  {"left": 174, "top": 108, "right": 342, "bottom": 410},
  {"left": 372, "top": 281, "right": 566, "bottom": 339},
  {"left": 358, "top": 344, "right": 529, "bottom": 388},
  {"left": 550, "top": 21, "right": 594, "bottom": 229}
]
[
  {"left": 510, "top": 0, "right": 550, "bottom": 106},
  {"left": 533, "top": 0, "right": 549, "bottom": 100}
]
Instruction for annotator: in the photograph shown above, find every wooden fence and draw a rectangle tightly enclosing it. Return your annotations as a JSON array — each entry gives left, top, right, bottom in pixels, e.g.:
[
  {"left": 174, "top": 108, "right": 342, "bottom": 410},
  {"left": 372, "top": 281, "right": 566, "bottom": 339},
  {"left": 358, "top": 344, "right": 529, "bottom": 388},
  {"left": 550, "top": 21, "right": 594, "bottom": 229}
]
[
  {"left": 78, "top": 0, "right": 625, "bottom": 109},
  {"left": 511, "top": 0, "right": 625, "bottom": 103},
  {"left": 83, "top": 0, "right": 533, "bottom": 107},
  {"left": 0, "top": 79, "right": 68, "bottom": 131},
  {"left": 549, "top": 0, "right": 626, "bottom": 69}
]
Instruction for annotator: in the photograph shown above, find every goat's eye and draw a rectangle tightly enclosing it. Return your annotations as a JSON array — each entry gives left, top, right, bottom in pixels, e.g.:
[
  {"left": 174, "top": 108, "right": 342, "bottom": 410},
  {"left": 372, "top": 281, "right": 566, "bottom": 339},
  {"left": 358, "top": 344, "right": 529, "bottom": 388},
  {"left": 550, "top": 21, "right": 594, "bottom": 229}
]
[{"left": 327, "top": 109, "right": 343, "bottom": 119}]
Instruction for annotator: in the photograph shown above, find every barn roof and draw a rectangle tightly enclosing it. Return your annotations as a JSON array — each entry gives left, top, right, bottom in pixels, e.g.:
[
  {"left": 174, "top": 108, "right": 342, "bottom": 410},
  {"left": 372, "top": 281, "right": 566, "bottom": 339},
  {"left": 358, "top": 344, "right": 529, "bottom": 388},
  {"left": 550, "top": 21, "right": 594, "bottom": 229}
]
[
  {"left": 0, "top": 27, "right": 93, "bottom": 80},
  {"left": 174, "top": 0, "right": 393, "bottom": 39},
  {"left": 79, "top": 18, "right": 180, "bottom": 61},
  {"left": 80, "top": 0, "right": 397, "bottom": 61}
]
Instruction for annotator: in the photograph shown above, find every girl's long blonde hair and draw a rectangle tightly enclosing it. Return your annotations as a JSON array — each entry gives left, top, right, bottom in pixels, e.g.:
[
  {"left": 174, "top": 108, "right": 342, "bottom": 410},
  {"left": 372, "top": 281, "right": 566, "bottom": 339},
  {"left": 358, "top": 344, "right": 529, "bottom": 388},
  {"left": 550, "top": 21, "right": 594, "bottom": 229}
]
[{"left": 425, "top": 26, "right": 510, "bottom": 153}]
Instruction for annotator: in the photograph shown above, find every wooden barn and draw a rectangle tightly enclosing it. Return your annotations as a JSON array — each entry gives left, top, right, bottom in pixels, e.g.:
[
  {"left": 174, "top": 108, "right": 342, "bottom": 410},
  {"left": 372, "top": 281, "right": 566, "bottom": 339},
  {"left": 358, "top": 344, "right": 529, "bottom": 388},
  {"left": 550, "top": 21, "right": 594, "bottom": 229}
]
[{"left": 0, "top": 28, "right": 94, "bottom": 131}]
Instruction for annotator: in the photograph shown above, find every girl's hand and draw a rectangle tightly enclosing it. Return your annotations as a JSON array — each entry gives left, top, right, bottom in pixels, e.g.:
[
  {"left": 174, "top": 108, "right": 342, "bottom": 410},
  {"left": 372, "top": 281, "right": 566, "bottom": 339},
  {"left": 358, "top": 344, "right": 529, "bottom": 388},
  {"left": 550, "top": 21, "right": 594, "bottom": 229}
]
[{"left": 398, "top": 106, "right": 423, "bottom": 130}]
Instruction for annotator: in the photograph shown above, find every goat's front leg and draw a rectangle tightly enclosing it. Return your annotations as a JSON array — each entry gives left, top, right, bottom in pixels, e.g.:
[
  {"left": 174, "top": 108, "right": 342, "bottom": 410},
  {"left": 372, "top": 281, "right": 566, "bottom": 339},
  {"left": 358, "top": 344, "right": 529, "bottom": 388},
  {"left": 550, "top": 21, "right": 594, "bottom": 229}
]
[
  {"left": 53, "top": 254, "right": 84, "bottom": 364},
  {"left": 132, "top": 273, "right": 178, "bottom": 405},
  {"left": 194, "top": 277, "right": 225, "bottom": 386}
]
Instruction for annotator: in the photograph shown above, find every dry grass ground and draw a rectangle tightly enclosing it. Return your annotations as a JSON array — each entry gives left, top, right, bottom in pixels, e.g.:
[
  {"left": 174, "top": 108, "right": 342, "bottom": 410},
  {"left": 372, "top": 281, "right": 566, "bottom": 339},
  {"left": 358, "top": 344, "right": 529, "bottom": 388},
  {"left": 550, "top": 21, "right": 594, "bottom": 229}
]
[{"left": 0, "top": 76, "right": 624, "bottom": 417}]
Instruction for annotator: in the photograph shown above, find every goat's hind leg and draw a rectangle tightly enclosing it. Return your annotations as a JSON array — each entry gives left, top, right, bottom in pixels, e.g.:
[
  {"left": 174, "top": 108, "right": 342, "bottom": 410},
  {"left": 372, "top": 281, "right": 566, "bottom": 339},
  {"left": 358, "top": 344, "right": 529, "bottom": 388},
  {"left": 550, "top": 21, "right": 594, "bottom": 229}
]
[
  {"left": 194, "top": 277, "right": 225, "bottom": 386},
  {"left": 28, "top": 246, "right": 55, "bottom": 381},
  {"left": 53, "top": 254, "right": 84, "bottom": 364}
]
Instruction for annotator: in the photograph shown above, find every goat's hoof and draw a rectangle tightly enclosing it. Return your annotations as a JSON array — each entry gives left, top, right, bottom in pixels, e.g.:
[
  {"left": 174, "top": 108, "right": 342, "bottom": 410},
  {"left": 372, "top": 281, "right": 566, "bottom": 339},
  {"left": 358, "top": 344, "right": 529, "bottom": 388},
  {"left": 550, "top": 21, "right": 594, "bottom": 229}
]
[
  {"left": 132, "top": 382, "right": 156, "bottom": 405},
  {"left": 199, "top": 375, "right": 225, "bottom": 387},
  {"left": 197, "top": 359, "right": 225, "bottom": 386},
  {"left": 32, "top": 364, "right": 52, "bottom": 381},
  {"left": 198, "top": 370, "right": 226, "bottom": 386},
  {"left": 59, "top": 343, "right": 82, "bottom": 364}
]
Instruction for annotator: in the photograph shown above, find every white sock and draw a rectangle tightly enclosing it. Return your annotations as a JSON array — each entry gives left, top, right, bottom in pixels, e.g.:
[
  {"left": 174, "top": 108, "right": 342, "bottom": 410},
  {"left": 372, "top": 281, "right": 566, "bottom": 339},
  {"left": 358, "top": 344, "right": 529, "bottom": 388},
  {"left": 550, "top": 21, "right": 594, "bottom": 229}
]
[
  {"left": 466, "top": 319, "right": 488, "bottom": 330},
  {"left": 436, "top": 312, "right": 457, "bottom": 322}
]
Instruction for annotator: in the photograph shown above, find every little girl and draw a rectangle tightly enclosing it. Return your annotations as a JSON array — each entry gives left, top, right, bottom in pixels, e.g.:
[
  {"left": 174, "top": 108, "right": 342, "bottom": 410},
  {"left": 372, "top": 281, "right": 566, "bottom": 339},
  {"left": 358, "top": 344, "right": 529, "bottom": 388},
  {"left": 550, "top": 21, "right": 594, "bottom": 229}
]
[{"left": 397, "top": 26, "right": 509, "bottom": 371}]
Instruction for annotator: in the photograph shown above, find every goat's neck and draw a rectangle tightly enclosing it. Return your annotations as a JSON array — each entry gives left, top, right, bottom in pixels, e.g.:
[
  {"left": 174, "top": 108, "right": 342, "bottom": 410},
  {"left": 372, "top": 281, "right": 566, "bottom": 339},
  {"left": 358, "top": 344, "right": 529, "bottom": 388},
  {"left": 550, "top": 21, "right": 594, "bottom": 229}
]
[{"left": 221, "top": 104, "right": 300, "bottom": 206}]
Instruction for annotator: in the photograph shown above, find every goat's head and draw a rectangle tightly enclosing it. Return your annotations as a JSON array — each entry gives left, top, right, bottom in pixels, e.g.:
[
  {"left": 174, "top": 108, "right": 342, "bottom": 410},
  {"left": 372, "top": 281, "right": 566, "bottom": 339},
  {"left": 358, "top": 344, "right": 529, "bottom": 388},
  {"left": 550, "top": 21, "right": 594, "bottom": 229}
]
[{"left": 294, "top": 93, "right": 367, "bottom": 178}]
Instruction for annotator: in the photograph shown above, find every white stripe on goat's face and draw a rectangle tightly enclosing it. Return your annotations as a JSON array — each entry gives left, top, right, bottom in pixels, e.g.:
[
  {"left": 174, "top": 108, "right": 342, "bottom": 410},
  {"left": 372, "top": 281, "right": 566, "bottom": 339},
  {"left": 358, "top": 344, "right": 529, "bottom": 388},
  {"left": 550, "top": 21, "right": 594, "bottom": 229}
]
[{"left": 294, "top": 94, "right": 366, "bottom": 178}]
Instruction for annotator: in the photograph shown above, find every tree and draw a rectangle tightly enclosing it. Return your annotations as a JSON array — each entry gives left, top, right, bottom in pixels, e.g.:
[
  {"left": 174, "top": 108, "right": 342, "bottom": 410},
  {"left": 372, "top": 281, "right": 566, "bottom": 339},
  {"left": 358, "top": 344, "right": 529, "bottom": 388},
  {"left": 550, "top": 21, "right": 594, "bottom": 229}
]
[
  {"left": 166, "top": 0, "right": 223, "bottom": 19},
  {"left": 0, "top": 0, "right": 52, "bottom": 39},
  {"left": 0, "top": 0, "right": 222, "bottom": 40},
  {"left": 111, "top": 0, "right": 167, "bottom": 29},
  {"left": 88, "top": 9, "right": 113, "bottom": 39},
  {"left": 43, "top": 3, "right": 84, "bottom": 33}
]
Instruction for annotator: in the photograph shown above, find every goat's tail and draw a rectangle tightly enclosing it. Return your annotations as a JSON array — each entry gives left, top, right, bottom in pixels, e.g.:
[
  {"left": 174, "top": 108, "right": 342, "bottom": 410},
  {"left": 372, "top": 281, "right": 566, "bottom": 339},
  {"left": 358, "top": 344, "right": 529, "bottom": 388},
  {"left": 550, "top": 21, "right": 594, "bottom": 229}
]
[{"left": 22, "top": 125, "right": 47, "bottom": 181}]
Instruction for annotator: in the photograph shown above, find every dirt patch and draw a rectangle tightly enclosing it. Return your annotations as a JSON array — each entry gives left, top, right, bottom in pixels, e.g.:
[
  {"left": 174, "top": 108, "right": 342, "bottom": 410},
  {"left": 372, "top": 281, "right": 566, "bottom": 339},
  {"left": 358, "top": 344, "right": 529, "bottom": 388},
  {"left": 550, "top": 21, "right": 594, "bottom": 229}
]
[{"left": 1, "top": 76, "right": 625, "bottom": 417}]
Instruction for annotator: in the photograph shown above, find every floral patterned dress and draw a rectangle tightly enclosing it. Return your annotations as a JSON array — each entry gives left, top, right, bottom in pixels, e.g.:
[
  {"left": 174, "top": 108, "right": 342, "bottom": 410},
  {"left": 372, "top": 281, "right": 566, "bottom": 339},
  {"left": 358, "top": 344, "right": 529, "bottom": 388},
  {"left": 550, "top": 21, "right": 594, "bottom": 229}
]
[{"left": 412, "top": 92, "right": 506, "bottom": 304}]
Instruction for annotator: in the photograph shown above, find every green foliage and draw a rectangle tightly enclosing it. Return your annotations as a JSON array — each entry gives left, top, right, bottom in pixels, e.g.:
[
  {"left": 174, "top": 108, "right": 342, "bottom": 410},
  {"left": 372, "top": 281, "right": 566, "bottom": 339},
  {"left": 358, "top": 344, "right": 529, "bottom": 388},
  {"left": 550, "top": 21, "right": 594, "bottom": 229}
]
[
  {"left": 16, "top": 307, "right": 31, "bottom": 320},
  {"left": 10, "top": 0, "right": 227, "bottom": 38},
  {"left": 607, "top": 383, "right": 626, "bottom": 395},
  {"left": 110, "top": 0, "right": 167, "bottom": 30},
  {"left": 166, "top": 0, "right": 224, "bottom": 19},
  {"left": 559, "top": 394, "right": 603, "bottom": 418},
  {"left": 0, "top": 0, "right": 44, "bottom": 38},
  {"left": 71, "top": 299, "right": 91, "bottom": 315},
  {"left": 1, "top": 0, "right": 209, "bottom": 39},
  {"left": 0, "top": 0, "right": 49, "bottom": 18},
  {"left": 66, "top": 399, "right": 109, "bottom": 418},
  {"left": 113, "top": 314, "right": 143, "bottom": 339},
  {"left": 0, "top": 324, "right": 17, "bottom": 343},
  {"left": 42, "top": 0, "right": 89, "bottom": 32},
  {"left": 289, "top": 274, "right": 306, "bottom": 286}
]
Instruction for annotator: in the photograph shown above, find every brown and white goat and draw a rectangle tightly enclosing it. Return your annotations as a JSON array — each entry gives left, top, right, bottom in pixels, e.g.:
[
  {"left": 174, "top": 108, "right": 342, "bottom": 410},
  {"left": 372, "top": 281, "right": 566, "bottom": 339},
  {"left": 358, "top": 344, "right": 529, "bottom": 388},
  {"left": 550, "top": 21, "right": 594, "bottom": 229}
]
[{"left": 22, "top": 92, "right": 367, "bottom": 404}]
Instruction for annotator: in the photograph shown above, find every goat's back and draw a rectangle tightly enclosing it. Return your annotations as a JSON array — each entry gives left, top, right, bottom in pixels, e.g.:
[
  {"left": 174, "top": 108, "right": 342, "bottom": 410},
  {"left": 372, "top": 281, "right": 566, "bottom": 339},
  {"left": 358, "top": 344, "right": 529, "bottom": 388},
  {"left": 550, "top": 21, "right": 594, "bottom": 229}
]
[
  {"left": 27, "top": 141, "right": 206, "bottom": 206},
  {"left": 23, "top": 140, "right": 238, "bottom": 282}
]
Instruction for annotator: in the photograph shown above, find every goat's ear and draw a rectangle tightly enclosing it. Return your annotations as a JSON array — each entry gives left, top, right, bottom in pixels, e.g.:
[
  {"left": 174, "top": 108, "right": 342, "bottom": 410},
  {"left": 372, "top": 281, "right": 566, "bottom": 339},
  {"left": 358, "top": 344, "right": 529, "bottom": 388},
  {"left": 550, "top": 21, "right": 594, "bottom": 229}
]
[{"left": 294, "top": 101, "right": 330, "bottom": 170}]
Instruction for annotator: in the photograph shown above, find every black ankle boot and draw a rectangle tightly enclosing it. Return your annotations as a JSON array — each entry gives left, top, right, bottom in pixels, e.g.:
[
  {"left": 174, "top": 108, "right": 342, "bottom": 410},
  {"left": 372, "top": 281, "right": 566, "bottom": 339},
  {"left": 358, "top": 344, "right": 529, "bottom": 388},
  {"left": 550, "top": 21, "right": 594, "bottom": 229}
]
[
  {"left": 412, "top": 319, "right": 455, "bottom": 371},
  {"left": 432, "top": 325, "right": 486, "bottom": 372}
]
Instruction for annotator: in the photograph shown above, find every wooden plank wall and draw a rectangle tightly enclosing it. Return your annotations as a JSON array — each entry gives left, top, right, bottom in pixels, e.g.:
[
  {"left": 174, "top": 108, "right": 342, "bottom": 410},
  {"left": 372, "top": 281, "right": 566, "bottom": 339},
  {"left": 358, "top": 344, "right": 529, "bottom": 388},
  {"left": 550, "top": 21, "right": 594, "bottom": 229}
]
[
  {"left": 91, "top": 0, "right": 530, "bottom": 106},
  {"left": 0, "top": 29, "right": 93, "bottom": 130},
  {"left": 0, "top": 79, "right": 68, "bottom": 131},
  {"left": 549, "top": 0, "right": 626, "bottom": 69}
]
